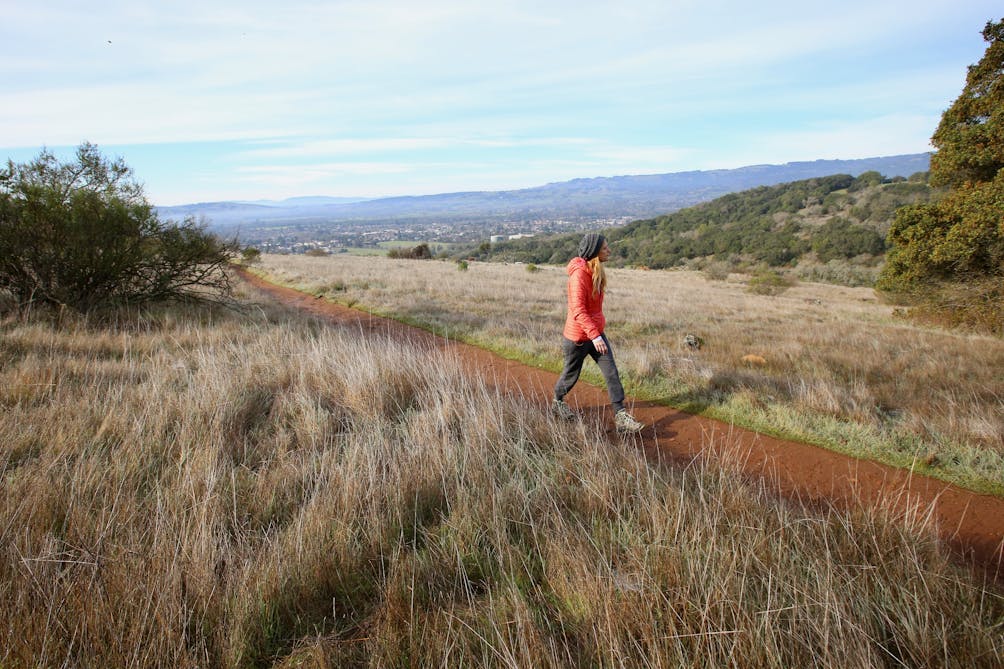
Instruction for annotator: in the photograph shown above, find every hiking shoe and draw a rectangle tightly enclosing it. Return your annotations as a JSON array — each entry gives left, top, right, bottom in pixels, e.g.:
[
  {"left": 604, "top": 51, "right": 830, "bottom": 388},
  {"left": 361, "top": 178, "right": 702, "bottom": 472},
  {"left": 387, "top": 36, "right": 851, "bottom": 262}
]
[
  {"left": 551, "top": 399, "right": 576, "bottom": 421},
  {"left": 615, "top": 410, "right": 644, "bottom": 433}
]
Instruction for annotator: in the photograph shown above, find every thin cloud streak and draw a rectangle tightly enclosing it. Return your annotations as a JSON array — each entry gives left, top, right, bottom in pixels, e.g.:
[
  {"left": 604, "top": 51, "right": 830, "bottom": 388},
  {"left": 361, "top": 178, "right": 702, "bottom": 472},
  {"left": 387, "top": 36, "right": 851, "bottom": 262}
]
[{"left": 238, "top": 137, "right": 597, "bottom": 160}]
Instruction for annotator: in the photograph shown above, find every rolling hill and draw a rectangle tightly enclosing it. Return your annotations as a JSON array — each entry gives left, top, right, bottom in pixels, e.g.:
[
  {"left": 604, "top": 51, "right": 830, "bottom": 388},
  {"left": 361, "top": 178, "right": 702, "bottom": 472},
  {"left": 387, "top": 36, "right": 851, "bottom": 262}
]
[
  {"left": 157, "top": 154, "right": 930, "bottom": 232},
  {"left": 482, "top": 170, "right": 937, "bottom": 286}
]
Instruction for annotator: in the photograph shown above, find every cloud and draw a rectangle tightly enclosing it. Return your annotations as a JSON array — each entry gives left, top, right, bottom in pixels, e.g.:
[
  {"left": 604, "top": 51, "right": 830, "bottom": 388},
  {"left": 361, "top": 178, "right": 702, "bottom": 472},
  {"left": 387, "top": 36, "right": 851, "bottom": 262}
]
[
  {"left": 4, "top": 0, "right": 974, "bottom": 147},
  {"left": 239, "top": 139, "right": 452, "bottom": 160},
  {"left": 236, "top": 135, "right": 596, "bottom": 160},
  {"left": 586, "top": 144, "right": 692, "bottom": 167},
  {"left": 0, "top": 82, "right": 307, "bottom": 147},
  {"left": 235, "top": 161, "right": 414, "bottom": 182},
  {"left": 713, "top": 114, "right": 937, "bottom": 170},
  {"left": 4, "top": 0, "right": 997, "bottom": 201}
]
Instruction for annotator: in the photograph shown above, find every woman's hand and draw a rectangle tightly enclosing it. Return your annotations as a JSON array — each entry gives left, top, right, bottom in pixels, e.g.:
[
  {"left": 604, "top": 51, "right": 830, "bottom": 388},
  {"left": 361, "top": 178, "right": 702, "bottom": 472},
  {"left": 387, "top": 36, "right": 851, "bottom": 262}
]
[{"left": 592, "top": 336, "right": 608, "bottom": 355}]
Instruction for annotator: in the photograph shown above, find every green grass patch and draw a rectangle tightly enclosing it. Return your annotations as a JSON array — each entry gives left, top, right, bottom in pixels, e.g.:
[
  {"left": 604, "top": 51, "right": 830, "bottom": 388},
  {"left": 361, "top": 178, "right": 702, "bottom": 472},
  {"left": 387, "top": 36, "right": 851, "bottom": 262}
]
[
  {"left": 620, "top": 372, "right": 1004, "bottom": 498},
  {"left": 377, "top": 241, "right": 461, "bottom": 251}
]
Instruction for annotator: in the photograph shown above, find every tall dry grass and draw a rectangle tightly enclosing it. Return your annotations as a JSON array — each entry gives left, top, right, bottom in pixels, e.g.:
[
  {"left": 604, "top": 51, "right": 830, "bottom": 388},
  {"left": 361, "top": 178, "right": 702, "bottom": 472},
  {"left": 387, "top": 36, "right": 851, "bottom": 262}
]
[
  {"left": 1, "top": 290, "right": 1001, "bottom": 667},
  {"left": 254, "top": 254, "right": 1004, "bottom": 493}
]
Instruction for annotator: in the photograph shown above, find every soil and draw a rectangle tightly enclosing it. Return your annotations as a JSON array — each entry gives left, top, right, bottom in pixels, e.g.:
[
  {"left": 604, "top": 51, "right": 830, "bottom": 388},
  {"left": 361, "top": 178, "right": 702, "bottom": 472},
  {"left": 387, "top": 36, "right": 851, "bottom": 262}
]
[{"left": 238, "top": 269, "right": 1004, "bottom": 584}]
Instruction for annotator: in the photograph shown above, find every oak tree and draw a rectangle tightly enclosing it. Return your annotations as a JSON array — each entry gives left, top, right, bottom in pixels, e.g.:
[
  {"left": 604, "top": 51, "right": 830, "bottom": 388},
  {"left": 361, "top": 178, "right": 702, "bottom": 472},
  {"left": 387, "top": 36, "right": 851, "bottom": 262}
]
[{"left": 878, "top": 19, "right": 1004, "bottom": 331}]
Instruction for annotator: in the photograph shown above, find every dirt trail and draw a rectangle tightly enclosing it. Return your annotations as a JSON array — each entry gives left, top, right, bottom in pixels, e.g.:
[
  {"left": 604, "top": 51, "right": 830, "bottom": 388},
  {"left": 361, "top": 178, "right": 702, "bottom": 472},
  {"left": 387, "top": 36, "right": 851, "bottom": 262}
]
[{"left": 239, "top": 269, "right": 1004, "bottom": 582}]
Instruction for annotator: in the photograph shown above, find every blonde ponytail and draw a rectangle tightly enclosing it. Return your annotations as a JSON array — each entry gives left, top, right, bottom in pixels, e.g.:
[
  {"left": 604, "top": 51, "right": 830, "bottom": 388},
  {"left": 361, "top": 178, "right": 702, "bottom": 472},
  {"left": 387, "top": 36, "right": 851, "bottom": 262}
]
[{"left": 587, "top": 257, "right": 607, "bottom": 296}]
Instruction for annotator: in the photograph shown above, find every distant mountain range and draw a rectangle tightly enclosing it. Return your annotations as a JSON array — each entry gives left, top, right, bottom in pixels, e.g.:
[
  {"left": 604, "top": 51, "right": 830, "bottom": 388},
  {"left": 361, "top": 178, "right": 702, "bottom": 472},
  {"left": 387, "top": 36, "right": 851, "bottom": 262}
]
[{"left": 157, "top": 154, "right": 930, "bottom": 231}]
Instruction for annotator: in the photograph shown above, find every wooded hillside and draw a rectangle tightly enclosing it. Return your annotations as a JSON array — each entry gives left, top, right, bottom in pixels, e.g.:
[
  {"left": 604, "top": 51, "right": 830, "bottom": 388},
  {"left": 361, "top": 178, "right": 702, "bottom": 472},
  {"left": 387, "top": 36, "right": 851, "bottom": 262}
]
[{"left": 481, "top": 171, "right": 936, "bottom": 286}]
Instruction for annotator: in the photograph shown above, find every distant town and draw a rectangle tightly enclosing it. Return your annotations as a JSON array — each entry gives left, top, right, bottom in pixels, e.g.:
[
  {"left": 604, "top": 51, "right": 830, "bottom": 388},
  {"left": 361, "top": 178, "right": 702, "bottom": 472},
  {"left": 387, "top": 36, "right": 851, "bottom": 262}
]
[{"left": 240, "top": 216, "right": 632, "bottom": 255}]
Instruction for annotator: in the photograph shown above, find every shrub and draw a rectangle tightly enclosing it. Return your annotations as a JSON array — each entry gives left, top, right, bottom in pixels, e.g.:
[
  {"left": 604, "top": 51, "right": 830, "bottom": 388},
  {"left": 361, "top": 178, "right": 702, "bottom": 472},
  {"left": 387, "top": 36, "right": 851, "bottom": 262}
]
[
  {"left": 456, "top": 260, "right": 469, "bottom": 272},
  {"left": 387, "top": 243, "right": 433, "bottom": 260},
  {"left": 240, "top": 247, "right": 262, "bottom": 265},
  {"left": 849, "top": 170, "right": 884, "bottom": 192},
  {"left": 702, "top": 261, "right": 731, "bottom": 281},
  {"left": 894, "top": 279, "right": 1004, "bottom": 335},
  {"left": 794, "top": 260, "right": 880, "bottom": 287},
  {"left": 0, "top": 143, "right": 237, "bottom": 313},
  {"left": 525, "top": 263, "right": 540, "bottom": 273},
  {"left": 746, "top": 269, "right": 794, "bottom": 296},
  {"left": 811, "top": 220, "right": 886, "bottom": 262}
]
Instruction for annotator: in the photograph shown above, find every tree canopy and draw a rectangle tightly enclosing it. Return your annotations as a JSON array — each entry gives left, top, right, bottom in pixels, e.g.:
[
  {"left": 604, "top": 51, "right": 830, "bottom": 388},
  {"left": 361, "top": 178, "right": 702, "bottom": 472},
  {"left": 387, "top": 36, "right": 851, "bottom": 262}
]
[
  {"left": 929, "top": 20, "right": 1004, "bottom": 189},
  {"left": 877, "top": 19, "right": 1004, "bottom": 332},
  {"left": 0, "top": 143, "right": 237, "bottom": 312}
]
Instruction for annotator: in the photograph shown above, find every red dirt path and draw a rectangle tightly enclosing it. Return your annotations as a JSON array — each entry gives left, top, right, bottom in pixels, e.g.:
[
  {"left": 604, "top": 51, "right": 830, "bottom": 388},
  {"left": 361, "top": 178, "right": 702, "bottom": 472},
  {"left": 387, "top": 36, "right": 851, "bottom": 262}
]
[{"left": 239, "top": 269, "right": 1004, "bottom": 583}]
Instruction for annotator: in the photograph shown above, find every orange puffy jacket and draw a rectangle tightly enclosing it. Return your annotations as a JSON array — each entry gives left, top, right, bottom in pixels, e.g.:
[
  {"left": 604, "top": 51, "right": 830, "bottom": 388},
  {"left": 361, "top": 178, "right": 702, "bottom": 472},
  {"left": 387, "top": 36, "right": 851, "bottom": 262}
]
[{"left": 562, "top": 257, "right": 605, "bottom": 342}]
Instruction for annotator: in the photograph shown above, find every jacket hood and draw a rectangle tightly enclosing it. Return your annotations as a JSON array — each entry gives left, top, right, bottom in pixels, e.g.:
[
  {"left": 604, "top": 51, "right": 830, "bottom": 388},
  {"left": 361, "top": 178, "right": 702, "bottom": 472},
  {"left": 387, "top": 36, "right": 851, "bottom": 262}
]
[{"left": 566, "top": 256, "right": 588, "bottom": 276}]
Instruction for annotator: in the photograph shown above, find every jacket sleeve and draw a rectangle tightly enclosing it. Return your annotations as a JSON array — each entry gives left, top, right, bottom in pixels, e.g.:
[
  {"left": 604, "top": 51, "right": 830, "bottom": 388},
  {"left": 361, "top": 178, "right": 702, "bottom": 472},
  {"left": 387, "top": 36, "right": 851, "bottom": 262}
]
[{"left": 568, "top": 266, "right": 603, "bottom": 341}]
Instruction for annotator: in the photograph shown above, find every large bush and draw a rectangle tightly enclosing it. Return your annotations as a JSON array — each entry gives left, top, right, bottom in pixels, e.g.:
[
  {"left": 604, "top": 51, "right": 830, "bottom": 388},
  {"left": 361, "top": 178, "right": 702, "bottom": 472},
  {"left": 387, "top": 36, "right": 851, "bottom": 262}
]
[
  {"left": 0, "top": 143, "right": 236, "bottom": 312},
  {"left": 811, "top": 219, "right": 886, "bottom": 261}
]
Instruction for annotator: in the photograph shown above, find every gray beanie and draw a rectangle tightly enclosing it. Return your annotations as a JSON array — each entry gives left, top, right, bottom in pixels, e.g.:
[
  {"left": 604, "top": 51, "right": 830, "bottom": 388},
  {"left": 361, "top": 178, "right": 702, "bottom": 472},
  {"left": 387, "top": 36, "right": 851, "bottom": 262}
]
[{"left": 577, "top": 233, "right": 605, "bottom": 260}]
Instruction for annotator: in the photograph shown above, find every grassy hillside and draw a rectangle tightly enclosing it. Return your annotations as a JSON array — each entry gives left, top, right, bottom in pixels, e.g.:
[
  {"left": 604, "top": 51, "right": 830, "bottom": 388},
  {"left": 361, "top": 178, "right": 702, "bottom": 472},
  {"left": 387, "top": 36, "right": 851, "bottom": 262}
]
[
  {"left": 484, "top": 171, "right": 936, "bottom": 287},
  {"left": 255, "top": 254, "right": 1004, "bottom": 496},
  {"left": 2, "top": 295, "right": 1001, "bottom": 667}
]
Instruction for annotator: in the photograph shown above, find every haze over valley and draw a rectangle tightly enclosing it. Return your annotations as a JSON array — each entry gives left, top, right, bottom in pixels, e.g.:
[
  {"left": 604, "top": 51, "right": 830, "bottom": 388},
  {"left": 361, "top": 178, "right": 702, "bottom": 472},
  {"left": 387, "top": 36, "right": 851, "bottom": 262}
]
[{"left": 160, "top": 153, "right": 930, "bottom": 253}]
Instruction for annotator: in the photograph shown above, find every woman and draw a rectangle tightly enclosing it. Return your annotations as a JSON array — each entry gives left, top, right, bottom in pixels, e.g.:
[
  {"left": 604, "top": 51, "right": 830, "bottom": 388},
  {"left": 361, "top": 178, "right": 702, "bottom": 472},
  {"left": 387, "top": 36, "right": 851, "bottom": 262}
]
[{"left": 552, "top": 233, "right": 644, "bottom": 433}]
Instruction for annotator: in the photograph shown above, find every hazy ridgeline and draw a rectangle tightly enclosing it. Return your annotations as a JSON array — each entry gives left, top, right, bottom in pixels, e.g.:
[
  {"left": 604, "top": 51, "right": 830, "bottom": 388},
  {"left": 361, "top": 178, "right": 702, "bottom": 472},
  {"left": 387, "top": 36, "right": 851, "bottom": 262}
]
[
  {"left": 255, "top": 254, "right": 1004, "bottom": 494},
  {"left": 1, "top": 291, "right": 1001, "bottom": 668}
]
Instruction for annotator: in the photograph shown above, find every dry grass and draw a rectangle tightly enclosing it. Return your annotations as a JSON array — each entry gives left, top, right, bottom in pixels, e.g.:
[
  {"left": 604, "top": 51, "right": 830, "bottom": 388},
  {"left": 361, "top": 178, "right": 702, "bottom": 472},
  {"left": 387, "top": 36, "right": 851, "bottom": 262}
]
[
  {"left": 2, "top": 291, "right": 1002, "bottom": 667},
  {"left": 254, "top": 254, "right": 1004, "bottom": 494}
]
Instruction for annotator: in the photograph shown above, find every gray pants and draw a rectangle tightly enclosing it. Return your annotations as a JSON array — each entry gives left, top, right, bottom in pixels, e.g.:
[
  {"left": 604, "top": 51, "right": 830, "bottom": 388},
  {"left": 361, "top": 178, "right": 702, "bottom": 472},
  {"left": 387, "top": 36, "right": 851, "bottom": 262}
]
[{"left": 554, "top": 335, "right": 625, "bottom": 413}]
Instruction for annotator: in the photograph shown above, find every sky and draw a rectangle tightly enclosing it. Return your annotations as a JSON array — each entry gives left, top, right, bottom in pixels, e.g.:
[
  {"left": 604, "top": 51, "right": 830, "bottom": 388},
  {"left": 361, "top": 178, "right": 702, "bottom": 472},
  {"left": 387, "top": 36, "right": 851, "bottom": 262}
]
[{"left": 1, "top": 1, "right": 1000, "bottom": 206}]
